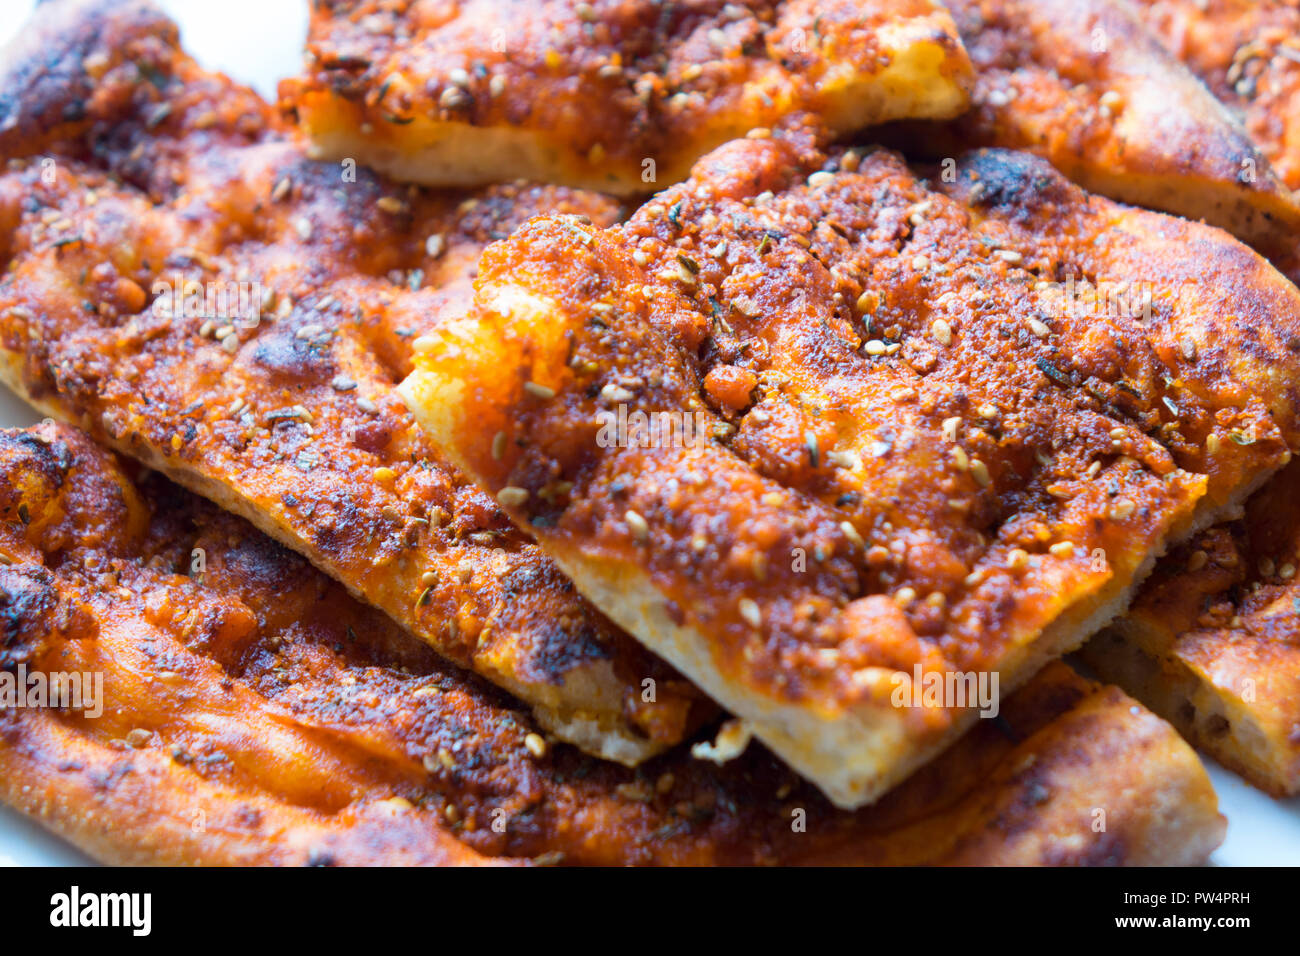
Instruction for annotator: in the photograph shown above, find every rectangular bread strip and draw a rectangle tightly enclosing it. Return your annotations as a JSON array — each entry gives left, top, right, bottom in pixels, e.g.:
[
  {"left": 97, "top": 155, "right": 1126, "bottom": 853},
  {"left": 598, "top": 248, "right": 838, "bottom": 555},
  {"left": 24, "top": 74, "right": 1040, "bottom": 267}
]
[
  {"left": 0, "top": 422, "right": 1225, "bottom": 864},
  {"left": 0, "top": 0, "right": 705, "bottom": 763},
  {"left": 885, "top": 0, "right": 1300, "bottom": 278},
  {"left": 1083, "top": 457, "right": 1300, "bottom": 796},
  {"left": 401, "top": 131, "right": 1300, "bottom": 807},
  {"left": 1080, "top": 0, "right": 1300, "bottom": 796},
  {"left": 285, "top": 0, "right": 973, "bottom": 193},
  {"left": 1144, "top": 0, "right": 1300, "bottom": 195}
]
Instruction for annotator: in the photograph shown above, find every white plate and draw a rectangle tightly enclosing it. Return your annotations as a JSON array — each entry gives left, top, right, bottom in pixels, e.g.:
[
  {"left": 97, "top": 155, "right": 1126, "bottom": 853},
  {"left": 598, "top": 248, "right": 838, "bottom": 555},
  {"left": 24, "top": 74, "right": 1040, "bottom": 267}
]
[{"left": 0, "top": 0, "right": 1297, "bottom": 867}]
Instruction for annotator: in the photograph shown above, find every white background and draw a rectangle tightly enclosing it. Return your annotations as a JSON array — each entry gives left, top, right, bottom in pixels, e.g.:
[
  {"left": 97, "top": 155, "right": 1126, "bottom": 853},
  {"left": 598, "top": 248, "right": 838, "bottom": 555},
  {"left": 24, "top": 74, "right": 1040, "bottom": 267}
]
[{"left": 0, "top": 0, "right": 1296, "bottom": 866}]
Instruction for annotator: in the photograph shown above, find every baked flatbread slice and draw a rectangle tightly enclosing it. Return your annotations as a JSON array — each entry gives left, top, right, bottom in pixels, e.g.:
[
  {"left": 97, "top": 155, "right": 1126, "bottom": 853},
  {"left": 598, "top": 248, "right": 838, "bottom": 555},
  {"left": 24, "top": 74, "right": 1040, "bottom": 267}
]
[
  {"left": 401, "top": 132, "right": 1300, "bottom": 807},
  {"left": 891, "top": 0, "right": 1300, "bottom": 277},
  {"left": 1083, "top": 458, "right": 1300, "bottom": 797},
  {"left": 1078, "top": 1, "right": 1300, "bottom": 797},
  {"left": 1139, "top": 0, "right": 1300, "bottom": 279},
  {"left": 0, "top": 422, "right": 1225, "bottom": 864},
  {"left": 284, "top": 0, "right": 973, "bottom": 194},
  {"left": 1145, "top": 0, "right": 1300, "bottom": 194},
  {"left": 0, "top": 0, "right": 705, "bottom": 763}
]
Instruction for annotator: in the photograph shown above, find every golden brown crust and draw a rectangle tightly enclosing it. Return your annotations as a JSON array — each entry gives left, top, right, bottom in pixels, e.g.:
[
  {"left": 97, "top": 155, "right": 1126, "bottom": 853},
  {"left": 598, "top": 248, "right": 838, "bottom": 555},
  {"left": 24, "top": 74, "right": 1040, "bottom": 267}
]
[
  {"left": 401, "top": 133, "right": 1300, "bottom": 807},
  {"left": 1084, "top": 457, "right": 1300, "bottom": 797},
  {"left": 0, "top": 423, "right": 1224, "bottom": 864},
  {"left": 0, "top": 0, "right": 705, "bottom": 763},
  {"left": 283, "top": 0, "right": 973, "bottom": 193},
  {"left": 1145, "top": 0, "right": 1300, "bottom": 194},
  {"left": 888, "top": 0, "right": 1300, "bottom": 276},
  {"left": 1047, "top": 0, "right": 1300, "bottom": 796}
]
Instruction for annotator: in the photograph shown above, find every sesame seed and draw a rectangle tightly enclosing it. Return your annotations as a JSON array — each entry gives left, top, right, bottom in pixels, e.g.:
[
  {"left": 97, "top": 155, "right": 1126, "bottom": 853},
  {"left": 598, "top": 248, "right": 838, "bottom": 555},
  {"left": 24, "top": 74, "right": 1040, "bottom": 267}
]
[
  {"left": 840, "top": 521, "right": 865, "bottom": 548},
  {"left": 293, "top": 217, "right": 313, "bottom": 241},
  {"left": 911, "top": 254, "right": 929, "bottom": 272},
  {"left": 856, "top": 290, "right": 880, "bottom": 315},
  {"left": 738, "top": 598, "right": 762, "bottom": 628},
  {"left": 1281, "top": 563, "right": 1296, "bottom": 580},
  {"left": 1099, "top": 90, "right": 1125, "bottom": 115},
  {"left": 1028, "top": 318, "right": 1050, "bottom": 338},
  {"left": 1007, "top": 548, "right": 1030, "bottom": 571},
  {"left": 952, "top": 446, "right": 970, "bottom": 471},
  {"left": 864, "top": 339, "right": 887, "bottom": 356},
  {"left": 930, "top": 318, "right": 952, "bottom": 346},
  {"left": 271, "top": 177, "right": 292, "bottom": 202},
  {"left": 524, "top": 733, "right": 548, "bottom": 759},
  {"left": 221, "top": 333, "right": 239, "bottom": 353},
  {"left": 970, "top": 458, "right": 991, "bottom": 487},
  {"left": 995, "top": 249, "right": 1023, "bottom": 265},
  {"left": 425, "top": 234, "right": 446, "bottom": 258},
  {"left": 601, "top": 383, "right": 635, "bottom": 403},
  {"left": 1181, "top": 337, "right": 1197, "bottom": 361},
  {"left": 826, "top": 449, "right": 861, "bottom": 470},
  {"left": 625, "top": 509, "right": 649, "bottom": 541},
  {"left": 440, "top": 86, "right": 472, "bottom": 110},
  {"left": 1186, "top": 550, "right": 1209, "bottom": 572},
  {"left": 1206, "top": 433, "right": 1221, "bottom": 454},
  {"left": 942, "top": 416, "right": 962, "bottom": 442},
  {"left": 492, "top": 431, "right": 507, "bottom": 460},
  {"left": 497, "top": 486, "right": 529, "bottom": 507},
  {"left": 1260, "top": 557, "right": 1276, "bottom": 577},
  {"left": 377, "top": 196, "right": 408, "bottom": 215},
  {"left": 978, "top": 403, "right": 998, "bottom": 420},
  {"left": 1049, "top": 541, "right": 1075, "bottom": 558},
  {"left": 808, "top": 171, "right": 835, "bottom": 188},
  {"left": 523, "top": 381, "right": 555, "bottom": 399},
  {"left": 1110, "top": 498, "right": 1136, "bottom": 521},
  {"left": 373, "top": 466, "right": 396, "bottom": 483},
  {"left": 893, "top": 587, "right": 917, "bottom": 607}
]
